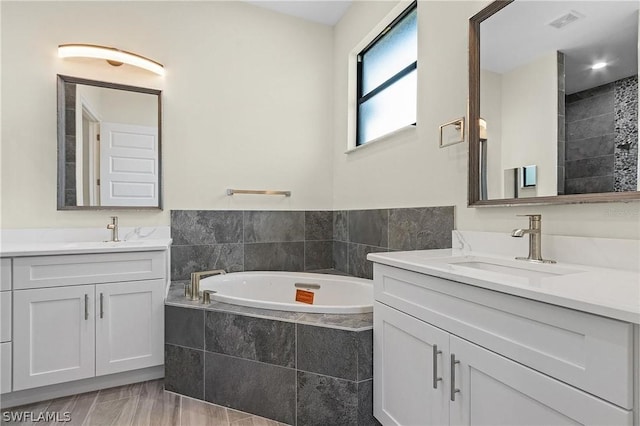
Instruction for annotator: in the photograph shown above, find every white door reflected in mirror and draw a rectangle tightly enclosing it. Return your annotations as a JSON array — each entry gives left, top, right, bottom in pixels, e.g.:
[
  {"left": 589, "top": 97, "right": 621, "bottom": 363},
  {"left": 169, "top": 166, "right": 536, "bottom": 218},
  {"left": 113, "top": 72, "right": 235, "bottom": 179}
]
[{"left": 58, "top": 75, "right": 162, "bottom": 210}]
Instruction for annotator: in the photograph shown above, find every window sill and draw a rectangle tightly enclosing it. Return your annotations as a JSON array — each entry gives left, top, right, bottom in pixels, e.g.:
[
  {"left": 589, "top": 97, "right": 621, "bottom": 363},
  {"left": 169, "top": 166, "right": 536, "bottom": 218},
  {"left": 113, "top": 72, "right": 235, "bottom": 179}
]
[{"left": 345, "top": 124, "right": 416, "bottom": 154}]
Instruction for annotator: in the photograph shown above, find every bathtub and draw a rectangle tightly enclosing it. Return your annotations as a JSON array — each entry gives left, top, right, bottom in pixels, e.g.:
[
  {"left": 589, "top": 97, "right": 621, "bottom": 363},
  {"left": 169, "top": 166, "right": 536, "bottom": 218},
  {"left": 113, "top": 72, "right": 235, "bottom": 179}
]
[{"left": 200, "top": 271, "right": 373, "bottom": 314}]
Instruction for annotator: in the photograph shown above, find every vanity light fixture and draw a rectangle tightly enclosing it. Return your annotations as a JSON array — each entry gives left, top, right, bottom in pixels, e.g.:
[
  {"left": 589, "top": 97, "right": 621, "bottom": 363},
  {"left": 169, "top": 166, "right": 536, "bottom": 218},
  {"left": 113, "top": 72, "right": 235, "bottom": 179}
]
[
  {"left": 591, "top": 62, "right": 607, "bottom": 70},
  {"left": 58, "top": 44, "right": 165, "bottom": 76}
]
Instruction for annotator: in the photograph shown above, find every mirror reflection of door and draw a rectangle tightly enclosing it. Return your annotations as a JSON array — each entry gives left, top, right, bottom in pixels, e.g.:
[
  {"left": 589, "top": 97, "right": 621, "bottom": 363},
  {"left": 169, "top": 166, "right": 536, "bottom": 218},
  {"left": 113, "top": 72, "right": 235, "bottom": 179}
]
[
  {"left": 99, "top": 122, "right": 158, "bottom": 206},
  {"left": 60, "top": 77, "right": 160, "bottom": 208},
  {"left": 78, "top": 97, "right": 101, "bottom": 206}
]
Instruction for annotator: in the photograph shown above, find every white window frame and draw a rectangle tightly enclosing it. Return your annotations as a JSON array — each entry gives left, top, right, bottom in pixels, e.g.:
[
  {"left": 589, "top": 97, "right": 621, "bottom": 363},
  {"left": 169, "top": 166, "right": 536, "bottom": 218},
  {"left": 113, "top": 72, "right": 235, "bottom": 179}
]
[{"left": 346, "top": 0, "right": 417, "bottom": 153}]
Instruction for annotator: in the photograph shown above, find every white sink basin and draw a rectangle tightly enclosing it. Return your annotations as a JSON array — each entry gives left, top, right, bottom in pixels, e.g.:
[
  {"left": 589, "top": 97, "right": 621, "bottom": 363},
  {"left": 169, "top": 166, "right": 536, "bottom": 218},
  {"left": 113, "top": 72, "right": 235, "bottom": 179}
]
[{"left": 441, "top": 257, "right": 583, "bottom": 279}]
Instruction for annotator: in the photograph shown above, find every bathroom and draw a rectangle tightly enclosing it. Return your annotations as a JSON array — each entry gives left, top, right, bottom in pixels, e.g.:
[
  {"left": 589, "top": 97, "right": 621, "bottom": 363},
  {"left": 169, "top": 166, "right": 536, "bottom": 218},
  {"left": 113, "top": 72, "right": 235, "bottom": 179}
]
[{"left": 1, "top": 0, "right": 639, "bottom": 425}]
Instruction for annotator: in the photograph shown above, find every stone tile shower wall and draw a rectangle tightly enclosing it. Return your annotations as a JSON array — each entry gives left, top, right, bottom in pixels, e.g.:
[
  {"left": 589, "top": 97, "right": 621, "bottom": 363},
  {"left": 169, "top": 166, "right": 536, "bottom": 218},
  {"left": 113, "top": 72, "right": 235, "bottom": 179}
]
[
  {"left": 171, "top": 207, "right": 454, "bottom": 280},
  {"left": 614, "top": 75, "right": 639, "bottom": 192},
  {"left": 565, "top": 75, "right": 638, "bottom": 194},
  {"left": 557, "top": 52, "right": 566, "bottom": 195},
  {"left": 64, "top": 83, "right": 77, "bottom": 205}
]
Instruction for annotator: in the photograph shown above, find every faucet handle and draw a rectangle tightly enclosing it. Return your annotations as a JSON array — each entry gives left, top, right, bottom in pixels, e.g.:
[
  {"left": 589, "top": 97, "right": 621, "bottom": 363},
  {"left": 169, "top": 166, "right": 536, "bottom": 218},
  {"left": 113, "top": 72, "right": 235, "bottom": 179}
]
[{"left": 517, "top": 214, "right": 541, "bottom": 222}]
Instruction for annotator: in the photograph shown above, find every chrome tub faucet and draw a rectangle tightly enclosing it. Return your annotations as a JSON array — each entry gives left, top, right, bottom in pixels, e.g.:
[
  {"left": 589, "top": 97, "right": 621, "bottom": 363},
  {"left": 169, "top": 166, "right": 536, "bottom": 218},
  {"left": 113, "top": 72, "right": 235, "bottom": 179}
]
[
  {"left": 511, "top": 214, "right": 556, "bottom": 264},
  {"left": 186, "top": 269, "right": 226, "bottom": 301}
]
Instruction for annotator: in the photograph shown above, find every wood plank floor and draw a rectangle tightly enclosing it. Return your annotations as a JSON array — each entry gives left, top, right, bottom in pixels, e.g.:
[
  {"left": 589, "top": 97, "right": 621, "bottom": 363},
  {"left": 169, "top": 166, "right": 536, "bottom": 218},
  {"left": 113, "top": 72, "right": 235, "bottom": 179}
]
[{"left": 1, "top": 380, "right": 287, "bottom": 426}]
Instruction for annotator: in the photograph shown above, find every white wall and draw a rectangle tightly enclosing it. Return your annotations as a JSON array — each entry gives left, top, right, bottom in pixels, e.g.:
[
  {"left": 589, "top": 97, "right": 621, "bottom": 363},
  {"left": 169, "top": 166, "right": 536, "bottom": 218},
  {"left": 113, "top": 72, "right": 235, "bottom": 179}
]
[
  {"left": 98, "top": 89, "right": 158, "bottom": 127},
  {"left": 1, "top": 1, "right": 334, "bottom": 229},
  {"left": 501, "top": 52, "right": 557, "bottom": 198},
  {"left": 333, "top": 0, "right": 640, "bottom": 240},
  {"left": 2, "top": 1, "right": 639, "bottom": 241}
]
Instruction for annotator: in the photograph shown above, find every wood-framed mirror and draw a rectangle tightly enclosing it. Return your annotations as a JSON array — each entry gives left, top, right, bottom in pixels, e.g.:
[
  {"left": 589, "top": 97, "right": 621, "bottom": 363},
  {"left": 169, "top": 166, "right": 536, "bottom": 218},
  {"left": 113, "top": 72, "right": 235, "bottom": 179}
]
[
  {"left": 469, "top": 0, "right": 639, "bottom": 207},
  {"left": 57, "top": 75, "right": 162, "bottom": 210}
]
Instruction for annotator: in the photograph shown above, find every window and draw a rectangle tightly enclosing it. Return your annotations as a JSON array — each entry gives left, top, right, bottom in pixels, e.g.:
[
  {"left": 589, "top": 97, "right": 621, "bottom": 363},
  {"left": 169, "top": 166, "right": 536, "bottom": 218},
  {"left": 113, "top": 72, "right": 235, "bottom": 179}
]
[{"left": 357, "top": 2, "right": 417, "bottom": 146}]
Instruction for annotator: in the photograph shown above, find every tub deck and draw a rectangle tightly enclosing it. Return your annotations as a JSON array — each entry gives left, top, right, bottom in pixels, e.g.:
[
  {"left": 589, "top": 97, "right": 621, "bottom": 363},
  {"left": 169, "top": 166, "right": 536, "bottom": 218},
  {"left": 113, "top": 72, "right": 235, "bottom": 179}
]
[{"left": 165, "top": 281, "right": 373, "bottom": 331}]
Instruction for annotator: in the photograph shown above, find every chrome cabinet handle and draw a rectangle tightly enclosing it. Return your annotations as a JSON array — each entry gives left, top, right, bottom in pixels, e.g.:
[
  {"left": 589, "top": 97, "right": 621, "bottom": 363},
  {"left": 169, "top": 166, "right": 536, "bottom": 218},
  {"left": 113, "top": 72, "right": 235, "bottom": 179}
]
[
  {"left": 432, "top": 345, "right": 442, "bottom": 389},
  {"left": 84, "top": 294, "right": 89, "bottom": 320},
  {"left": 100, "top": 293, "right": 104, "bottom": 318},
  {"left": 450, "top": 353, "right": 460, "bottom": 401}
]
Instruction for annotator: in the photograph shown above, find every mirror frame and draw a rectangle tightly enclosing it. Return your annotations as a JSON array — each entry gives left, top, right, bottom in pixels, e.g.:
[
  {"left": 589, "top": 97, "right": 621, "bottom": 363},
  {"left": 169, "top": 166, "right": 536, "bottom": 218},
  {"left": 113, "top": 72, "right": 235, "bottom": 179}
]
[
  {"left": 57, "top": 75, "right": 163, "bottom": 210},
  {"left": 468, "top": 0, "right": 640, "bottom": 207}
]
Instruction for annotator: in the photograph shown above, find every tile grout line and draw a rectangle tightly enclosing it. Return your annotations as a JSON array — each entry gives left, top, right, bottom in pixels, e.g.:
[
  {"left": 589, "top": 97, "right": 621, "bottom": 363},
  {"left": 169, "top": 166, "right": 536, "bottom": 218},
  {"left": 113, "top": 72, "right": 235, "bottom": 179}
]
[
  {"left": 294, "top": 322, "right": 298, "bottom": 426},
  {"left": 203, "top": 308, "right": 206, "bottom": 402}
]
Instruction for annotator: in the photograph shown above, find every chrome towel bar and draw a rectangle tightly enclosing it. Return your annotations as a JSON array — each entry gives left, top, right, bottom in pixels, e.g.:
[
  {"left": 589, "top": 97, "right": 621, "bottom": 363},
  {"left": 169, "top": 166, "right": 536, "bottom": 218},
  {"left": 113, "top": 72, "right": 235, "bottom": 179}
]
[{"left": 226, "top": 189, "right": 291, "bottom": 197}]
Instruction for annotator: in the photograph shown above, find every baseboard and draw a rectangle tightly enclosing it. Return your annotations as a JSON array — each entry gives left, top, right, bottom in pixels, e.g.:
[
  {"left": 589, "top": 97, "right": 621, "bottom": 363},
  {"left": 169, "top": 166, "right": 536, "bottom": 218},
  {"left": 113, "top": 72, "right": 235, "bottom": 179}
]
[{"left": 0, "top": 366, "right": 164, "bottom": 409}]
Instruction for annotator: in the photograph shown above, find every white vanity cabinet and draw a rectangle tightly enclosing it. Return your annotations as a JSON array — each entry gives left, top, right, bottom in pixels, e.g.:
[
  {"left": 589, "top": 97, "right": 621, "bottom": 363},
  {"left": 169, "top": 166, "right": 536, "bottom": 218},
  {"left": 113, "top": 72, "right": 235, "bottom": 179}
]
[
  {"left": 373, "top": 263, "right": 636, "bottom": 426},
  {"left": 11, "top": 251, "right": 166, "bottom": 391},
  {"left": 374, "top": 302, "right": 450, "bottom": 425},
  {"left": 95, "top": 280, "right": 164, "bottom": 376},
  {"left": 1, "top": 258, "right": 12, "bottom": 394},
  {"left": 13, "top": 285, "right": 96, "bottom": 390}
]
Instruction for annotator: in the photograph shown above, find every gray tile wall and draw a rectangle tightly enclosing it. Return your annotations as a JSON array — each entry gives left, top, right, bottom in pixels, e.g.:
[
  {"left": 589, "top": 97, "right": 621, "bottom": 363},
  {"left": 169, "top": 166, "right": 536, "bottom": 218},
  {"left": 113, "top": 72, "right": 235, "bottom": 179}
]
[
  {"left": 333, "top": 207, "right": 454, "bottom": 279},
  {"left": 171, "top": 210, "right": 334, "bottom": 280},
  {"left": 565, "top": 82, "right": 615, "bottom": 194},
  {"left": 557, "top": 52, "right": 566, "bottom": 195},
  {"left": 564, "top": 75, "right": 638, "bottom": 194},
  {"left": 172, "top": 206, "right": 454, "bottom": 281},
  {"left": 164, "top": 305, "right": 377, "bottom": 425}
]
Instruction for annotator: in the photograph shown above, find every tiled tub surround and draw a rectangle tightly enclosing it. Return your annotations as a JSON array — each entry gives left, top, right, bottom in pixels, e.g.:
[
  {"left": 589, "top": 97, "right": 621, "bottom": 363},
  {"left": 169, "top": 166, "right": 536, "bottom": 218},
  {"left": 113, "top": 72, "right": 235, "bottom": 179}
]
[
  {"left": 333, "top": 207, "right": 454, "bottom": 279},
  {"left": 564, "top": 75, "right": 638, "bottom": 194},
  {"left": 164, "top": 285, "right": 377, "bottom": 426},
  {"left": 171, "top": 207, "right": 454, "bottom": 281}
]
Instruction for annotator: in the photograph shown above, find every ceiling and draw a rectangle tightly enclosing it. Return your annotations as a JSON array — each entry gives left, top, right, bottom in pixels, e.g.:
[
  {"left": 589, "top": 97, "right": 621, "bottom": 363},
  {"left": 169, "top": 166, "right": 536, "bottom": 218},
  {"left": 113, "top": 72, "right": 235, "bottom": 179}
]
[
  {"left": 481, "top": 1, "right": 639, "bottom": 94},
  {"left": 247, "top": 1, "right": 638, "bottom": 93},
  {"left": 245, "top": 0, "right": 352, "bottom": 26}
]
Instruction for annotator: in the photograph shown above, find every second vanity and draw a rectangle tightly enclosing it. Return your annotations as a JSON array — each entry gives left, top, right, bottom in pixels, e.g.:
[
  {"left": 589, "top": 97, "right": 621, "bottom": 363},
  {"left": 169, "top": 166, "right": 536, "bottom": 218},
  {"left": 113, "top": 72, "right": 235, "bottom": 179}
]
[
  {"left": 368, "top": 235, "right": 640, "bottom": 425},
  {"left": 0, "top": 233, "right": 171, "bottom": 408}
]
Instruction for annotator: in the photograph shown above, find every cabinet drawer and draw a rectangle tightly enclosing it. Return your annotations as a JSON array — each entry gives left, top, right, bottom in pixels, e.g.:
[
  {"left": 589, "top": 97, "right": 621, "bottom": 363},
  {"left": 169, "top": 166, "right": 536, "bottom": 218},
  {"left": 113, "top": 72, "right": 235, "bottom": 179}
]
[
  {"left": 374, "top": 264, "right": 634, "bottom": 409},
  {"left": 1, "top": 259, "right": 11, "bottom": 291},
  {"left": 1, "top": 342, "right": 11, "bottom": 393},
  {"left": 13, "top": 251, "right": 166, "bottom": 290},
  {"left": 0, "top": 292, "right": 10, "bottom": 342}
]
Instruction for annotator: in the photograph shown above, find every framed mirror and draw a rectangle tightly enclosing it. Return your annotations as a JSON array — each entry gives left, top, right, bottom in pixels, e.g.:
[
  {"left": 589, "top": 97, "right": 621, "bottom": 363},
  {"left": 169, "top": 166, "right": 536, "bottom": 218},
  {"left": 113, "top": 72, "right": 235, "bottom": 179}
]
[
  {"left": 57, "top": 75, "right": 162, "bottom": 210},
  {"left": 469, "top": 0, "right": 639, "bottom": 206}
]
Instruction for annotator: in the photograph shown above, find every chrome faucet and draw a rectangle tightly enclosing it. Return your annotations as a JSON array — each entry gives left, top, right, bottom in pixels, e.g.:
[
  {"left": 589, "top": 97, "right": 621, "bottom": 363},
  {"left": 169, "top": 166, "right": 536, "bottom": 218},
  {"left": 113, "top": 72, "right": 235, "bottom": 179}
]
[
  {"left": 185, "top": 269, "right": 226, "bottom": 301},
  {"left": 511, "top": 214, "right": 556, "bottom": 263},
  {"left": 106, "top": 216, "right": 120, "bottom": 242}
]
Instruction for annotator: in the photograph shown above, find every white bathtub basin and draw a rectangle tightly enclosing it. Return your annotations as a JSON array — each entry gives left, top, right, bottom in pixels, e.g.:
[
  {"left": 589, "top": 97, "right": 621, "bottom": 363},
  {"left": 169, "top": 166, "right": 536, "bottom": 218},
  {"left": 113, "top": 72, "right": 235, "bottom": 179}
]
[{"left": 200, "top": 271, "right": 373, "bottom": 314}]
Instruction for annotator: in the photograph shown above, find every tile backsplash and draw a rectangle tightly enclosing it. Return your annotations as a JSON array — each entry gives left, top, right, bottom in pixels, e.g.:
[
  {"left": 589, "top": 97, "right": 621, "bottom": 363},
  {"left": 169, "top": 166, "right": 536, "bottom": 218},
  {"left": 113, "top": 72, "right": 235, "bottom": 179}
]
[{"left": 171, "top": 206, "right": 454, "bottom": 280}]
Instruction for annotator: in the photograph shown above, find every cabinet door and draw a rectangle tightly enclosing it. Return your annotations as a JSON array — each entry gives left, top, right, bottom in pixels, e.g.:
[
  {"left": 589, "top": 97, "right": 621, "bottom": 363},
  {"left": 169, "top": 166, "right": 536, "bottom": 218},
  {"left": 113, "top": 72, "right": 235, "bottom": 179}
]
[
  {"left": 95, "top": 279, "right": 164, "bottom": 376},
  {"left": 13, "top": 285, "right": 95, "bottom": 390},
  {"left": 374, "top": 302, "right": 450, "bottom": 426},
  {"left": 449, "top": 336, "right": 633, "bottom": 426},
  {"left": 1, "top": 342, "right": 11, "bottom": 393}
]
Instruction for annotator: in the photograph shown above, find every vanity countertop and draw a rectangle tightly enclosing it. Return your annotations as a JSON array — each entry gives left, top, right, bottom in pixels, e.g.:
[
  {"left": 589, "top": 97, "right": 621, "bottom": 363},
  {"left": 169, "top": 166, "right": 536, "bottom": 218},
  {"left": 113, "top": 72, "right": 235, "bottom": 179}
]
[
  {"left": 0, "top": 238, "right": 172, "bottom": 257},
  {"left": 368, "top": 249, "right": 640, "bottom": 324}
]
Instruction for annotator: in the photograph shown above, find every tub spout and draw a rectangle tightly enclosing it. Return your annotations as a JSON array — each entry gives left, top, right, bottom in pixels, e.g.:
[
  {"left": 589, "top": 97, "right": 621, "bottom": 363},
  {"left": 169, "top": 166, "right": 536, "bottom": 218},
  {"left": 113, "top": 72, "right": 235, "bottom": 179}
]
[{"left": 186, "top": 269, "right": 226, "bottom": 301}]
